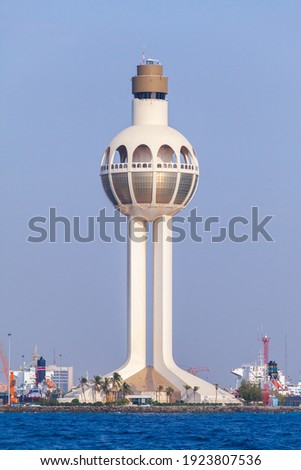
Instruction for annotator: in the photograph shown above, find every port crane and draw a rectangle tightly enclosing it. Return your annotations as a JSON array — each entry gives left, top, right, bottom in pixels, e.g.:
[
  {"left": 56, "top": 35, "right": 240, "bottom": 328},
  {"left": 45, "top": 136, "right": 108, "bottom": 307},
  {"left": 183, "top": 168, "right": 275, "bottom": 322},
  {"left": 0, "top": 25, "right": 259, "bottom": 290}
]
[
  {"left": 0, "top": 343, "right": 18, "bottom": 404},
  {"left": 0, "top": 343, "right": 9, "bottom": 384},
  {"left": 187, "top": 366, "right": 210, "bottom": 376}
]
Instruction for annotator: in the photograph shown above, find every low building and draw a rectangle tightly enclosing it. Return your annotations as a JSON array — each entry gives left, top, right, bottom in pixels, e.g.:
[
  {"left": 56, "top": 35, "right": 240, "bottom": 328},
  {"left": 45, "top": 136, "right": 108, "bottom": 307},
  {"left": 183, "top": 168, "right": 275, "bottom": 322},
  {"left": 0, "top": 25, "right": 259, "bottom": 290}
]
[
  {"left": 283, "top": 396, "right": 301, "bottom": 407},
  {"left": 126, "top": 366, "right": 181, "bottom": 403},
  {"left": 127, "top": 395, "right": 152, "bottom": 405}
]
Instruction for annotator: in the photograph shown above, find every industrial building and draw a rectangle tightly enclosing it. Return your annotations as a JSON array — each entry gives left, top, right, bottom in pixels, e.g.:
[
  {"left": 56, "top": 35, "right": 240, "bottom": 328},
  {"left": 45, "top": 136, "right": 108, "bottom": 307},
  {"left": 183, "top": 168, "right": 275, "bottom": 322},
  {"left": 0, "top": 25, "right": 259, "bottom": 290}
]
[{"left": 0, "top": 344, "right": 74, "bottom": 403}]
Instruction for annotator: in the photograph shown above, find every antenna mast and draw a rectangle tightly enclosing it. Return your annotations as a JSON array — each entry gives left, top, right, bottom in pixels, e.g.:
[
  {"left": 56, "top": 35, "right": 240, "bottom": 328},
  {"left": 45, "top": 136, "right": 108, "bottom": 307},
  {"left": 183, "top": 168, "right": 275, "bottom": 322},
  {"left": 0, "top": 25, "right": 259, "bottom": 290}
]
[{"left": 262, "top": 335, "right": 270, "bottom": 405}]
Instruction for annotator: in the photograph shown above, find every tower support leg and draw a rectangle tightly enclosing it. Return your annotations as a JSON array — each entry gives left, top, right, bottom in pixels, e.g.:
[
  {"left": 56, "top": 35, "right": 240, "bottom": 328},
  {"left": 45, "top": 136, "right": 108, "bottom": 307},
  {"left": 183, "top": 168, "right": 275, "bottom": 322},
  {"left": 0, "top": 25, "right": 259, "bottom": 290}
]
[
  {"left": 152, "top": 216, "right": 238, "bottom": 403},
  {"left": 106, "top": 217, "right": 147, "bottom": 378},
  {"left": 153, "top": 216, "right": 174, "bottom": 370}
]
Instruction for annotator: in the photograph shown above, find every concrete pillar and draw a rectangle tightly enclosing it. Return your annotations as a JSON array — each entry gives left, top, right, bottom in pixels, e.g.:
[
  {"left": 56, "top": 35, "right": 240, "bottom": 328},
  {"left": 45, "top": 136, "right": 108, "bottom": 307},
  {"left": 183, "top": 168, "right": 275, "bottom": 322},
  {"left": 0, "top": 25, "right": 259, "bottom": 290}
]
[
  {"left": 110, "top": 217, "right": 147, "bottom": 378},
  {"left": 153, "top": 215, "right": 174, "bottom": 370}
]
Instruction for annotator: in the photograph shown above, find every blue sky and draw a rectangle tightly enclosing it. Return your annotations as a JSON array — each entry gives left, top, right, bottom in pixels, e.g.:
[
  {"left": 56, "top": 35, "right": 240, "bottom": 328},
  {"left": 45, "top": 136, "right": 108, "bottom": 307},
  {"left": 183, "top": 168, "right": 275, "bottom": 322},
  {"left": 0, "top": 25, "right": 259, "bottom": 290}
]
[{"left": 1, "top": 0, "right": 301, "bottom": 388}]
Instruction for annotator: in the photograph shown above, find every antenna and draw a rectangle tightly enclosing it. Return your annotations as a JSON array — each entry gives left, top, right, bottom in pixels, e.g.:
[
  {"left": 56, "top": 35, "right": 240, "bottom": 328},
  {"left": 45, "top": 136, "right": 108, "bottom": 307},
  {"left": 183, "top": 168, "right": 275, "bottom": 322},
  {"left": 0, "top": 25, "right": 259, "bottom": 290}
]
[
  {"left": 142, "top": 43, "right": 146, "bottom": 64},
  {"left": 262, "top": 335, "right": 270, "bottom": 405}
]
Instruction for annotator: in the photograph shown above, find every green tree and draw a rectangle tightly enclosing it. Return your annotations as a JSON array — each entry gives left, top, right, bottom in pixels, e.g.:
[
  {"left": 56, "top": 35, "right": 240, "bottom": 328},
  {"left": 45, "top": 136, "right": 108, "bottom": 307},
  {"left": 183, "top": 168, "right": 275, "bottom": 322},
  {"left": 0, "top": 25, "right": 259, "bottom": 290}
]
[
  {"left": 183, "top": 384, "right": 191, "bottom": 400},
  {"left": 238, "top": 380, "right": 263, "bottom": 404},
  {"left": 91, "top": 375, "right": 103, "bottom": 402},
  {"left": 111, "top": 372, "right": 122, "bottom": 401},
  {"left": 100, "top": 377, "right": 112, "bottom": 403},
  {"left": 79, "top": 377, "right": 88, "bottom": 403},
  {"left": 165, "top": 386, "right": 174, "bottom": 403},
  {"left": 193, "top": 386, "right": 199, "bottom": 403},
  {"left": 214, "top": 384, "right": 219, "bottom": 404},
  {"left": 157, "top": 384, "right": 164, "bottom": 402},
  {"left": 120, "top": 381, "right": 132, "bottom": 399}
]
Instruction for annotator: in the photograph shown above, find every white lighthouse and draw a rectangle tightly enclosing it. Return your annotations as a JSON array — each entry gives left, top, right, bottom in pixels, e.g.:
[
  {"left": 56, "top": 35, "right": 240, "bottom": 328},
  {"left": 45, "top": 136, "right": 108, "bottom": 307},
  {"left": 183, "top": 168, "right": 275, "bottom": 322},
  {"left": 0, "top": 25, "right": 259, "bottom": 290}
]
[{"left": 100, "top": 59, "right": 238, "bottom": 404}]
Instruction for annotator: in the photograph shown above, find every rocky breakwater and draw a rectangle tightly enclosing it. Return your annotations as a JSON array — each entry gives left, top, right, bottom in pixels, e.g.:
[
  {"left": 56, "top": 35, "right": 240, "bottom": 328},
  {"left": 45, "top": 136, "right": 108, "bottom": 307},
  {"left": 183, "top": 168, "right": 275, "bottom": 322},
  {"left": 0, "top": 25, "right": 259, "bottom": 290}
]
[{"left": 1, "top": 405, "right": 301, "bottom": 413}]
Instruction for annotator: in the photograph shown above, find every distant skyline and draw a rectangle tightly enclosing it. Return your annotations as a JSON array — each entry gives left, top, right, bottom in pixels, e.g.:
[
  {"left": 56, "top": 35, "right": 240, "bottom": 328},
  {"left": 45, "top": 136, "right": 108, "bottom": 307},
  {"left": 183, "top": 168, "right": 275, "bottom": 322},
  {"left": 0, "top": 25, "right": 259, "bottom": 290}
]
[{"left": 1, "top": 0, "right": 301, "bottom": 388}]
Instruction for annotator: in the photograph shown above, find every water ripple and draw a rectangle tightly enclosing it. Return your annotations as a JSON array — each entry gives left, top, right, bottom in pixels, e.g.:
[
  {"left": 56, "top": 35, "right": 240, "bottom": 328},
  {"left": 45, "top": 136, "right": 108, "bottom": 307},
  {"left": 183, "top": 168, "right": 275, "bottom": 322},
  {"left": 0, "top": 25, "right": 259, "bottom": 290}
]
[{"left": 0, "top": 412, "right": 301, "bottom": 449}]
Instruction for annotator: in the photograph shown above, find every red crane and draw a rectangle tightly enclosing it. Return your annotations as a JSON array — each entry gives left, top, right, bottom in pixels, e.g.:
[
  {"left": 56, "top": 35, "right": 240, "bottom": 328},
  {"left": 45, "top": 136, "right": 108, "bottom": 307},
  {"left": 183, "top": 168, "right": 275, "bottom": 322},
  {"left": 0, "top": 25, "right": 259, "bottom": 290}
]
[
  {"left": 0, "top": 343, "right": 18, "bottom": 403},
  {"left": 0, "top": 343, "right": 9, "bottom": 385},
  {"left": 262, "top": 335, "right": 270, "bottom": 405}
]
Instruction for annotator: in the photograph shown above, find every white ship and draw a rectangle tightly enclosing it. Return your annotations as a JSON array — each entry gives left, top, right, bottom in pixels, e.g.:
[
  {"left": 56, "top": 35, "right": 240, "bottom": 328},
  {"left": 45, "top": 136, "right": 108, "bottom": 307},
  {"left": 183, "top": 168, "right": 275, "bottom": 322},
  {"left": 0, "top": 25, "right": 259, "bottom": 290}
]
[{"left": 231, "top": 360, "right": 286, "bottom": 392}]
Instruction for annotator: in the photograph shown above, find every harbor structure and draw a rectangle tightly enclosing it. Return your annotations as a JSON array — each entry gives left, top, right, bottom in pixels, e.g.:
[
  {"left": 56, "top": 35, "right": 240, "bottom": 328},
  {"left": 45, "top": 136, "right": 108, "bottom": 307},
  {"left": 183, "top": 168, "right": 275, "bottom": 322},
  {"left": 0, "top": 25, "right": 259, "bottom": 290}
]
[
  {"left": 262, "top": 335, "right": 270, "bottom": 405},
  {"left": 37, "top": 356, "right": 46, "bottom": 384},
  {"left": 231, "top": 337, "right": 290, "bottom": 398},
  {"left": 6, "top": 351, "right": 74, "bottom": 400}
]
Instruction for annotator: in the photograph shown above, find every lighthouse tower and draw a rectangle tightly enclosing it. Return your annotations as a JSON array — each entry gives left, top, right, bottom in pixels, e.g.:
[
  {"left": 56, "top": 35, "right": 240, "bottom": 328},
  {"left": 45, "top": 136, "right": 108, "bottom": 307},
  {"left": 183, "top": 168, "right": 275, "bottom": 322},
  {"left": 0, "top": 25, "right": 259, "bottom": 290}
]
[{"left": 100, "top": 59, "right": 238, "bottom": 404}]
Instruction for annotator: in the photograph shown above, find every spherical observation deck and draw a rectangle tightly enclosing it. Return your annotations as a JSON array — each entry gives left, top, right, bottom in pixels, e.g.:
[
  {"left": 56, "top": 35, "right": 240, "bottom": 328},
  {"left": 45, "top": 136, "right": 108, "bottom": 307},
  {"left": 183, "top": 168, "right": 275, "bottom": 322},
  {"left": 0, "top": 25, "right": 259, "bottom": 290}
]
[{"left": 100, "top": 125, "right": 199, "bottom": 220}]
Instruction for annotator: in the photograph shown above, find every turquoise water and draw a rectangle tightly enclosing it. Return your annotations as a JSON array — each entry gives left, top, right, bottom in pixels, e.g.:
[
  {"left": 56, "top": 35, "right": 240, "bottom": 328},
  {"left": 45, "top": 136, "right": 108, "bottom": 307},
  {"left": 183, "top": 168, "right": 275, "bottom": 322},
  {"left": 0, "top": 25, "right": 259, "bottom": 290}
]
[{"left": 0, "top": 412, "right": 300, "bottom": 450}]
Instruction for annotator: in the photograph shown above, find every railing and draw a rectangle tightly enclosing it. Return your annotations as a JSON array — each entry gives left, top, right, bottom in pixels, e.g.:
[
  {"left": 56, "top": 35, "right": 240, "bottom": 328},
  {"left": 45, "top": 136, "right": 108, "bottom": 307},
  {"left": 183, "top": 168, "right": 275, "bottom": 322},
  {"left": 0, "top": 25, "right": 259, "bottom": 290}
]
[{"left": 100, "top": 162, "right": 198, "bottom": 172}]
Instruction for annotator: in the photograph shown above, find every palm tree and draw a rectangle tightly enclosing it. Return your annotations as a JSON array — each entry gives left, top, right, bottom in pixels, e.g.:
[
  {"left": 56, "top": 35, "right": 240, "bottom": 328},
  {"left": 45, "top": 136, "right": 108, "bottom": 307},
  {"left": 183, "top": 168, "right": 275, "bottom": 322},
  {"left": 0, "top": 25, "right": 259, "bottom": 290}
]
[
  {"left": 111, "top": 372, "right": 122, "bottom": 402},
  {"left": 79, "top": 376, "right": 88, "bottom": 403},
  {"left": 120, "top": 381, "right": 133, "bottom": 399},
  {"left": 165, "top": 386, "right": 174, "bottom": 403},
  {"left": 91, "top": 375, "right": 103, "bottom": 402},
  {"left": 100, "top": 377, "right": 112, "bottom": 403},
  {"left": 193, "top": 386, "right": 199, "bottom": 403},
  {"left": 157, "top": 384, "right": 164, "bottom": 403},
  {"left": 214, "top": 384, "right": 219, "bottom": 404},
  {"left": 183, "top": 384, "right": 191, "bottom": 401}
]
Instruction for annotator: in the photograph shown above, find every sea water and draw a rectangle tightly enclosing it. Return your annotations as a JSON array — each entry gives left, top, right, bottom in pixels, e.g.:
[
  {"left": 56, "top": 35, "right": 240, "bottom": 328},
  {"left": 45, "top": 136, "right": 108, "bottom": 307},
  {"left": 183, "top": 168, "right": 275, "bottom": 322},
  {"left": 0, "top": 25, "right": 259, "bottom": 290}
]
[{"left": 0, "top": 412, "right": 300, "bottom": 450}]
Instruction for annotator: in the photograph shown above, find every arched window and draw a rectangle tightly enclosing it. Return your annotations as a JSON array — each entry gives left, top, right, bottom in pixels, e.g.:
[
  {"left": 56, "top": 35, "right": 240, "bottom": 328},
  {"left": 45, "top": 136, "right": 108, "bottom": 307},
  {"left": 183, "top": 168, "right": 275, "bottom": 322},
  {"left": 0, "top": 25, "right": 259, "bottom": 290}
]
[
  {"left": 132, "top": 145, "right": 152, "bottom": 162},
  {"left": 180, "top": 146, "right": 193, "bottom": 165},
  {"left": 101, "top": 147, "right": 110, "bottom": 166},
  {"left": 112, "top": 145, "right": 128, "bottom": 164},
  {"left": 157, "top": 145, "right": 177, "bottom": 164}
]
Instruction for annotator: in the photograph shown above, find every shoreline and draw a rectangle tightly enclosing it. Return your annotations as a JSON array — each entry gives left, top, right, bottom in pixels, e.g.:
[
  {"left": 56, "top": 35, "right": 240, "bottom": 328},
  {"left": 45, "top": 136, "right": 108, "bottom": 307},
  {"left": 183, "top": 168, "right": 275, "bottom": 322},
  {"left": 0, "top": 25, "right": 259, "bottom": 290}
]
[{"left": 1, "top": 405, "right": 300, "bottom": 414}]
